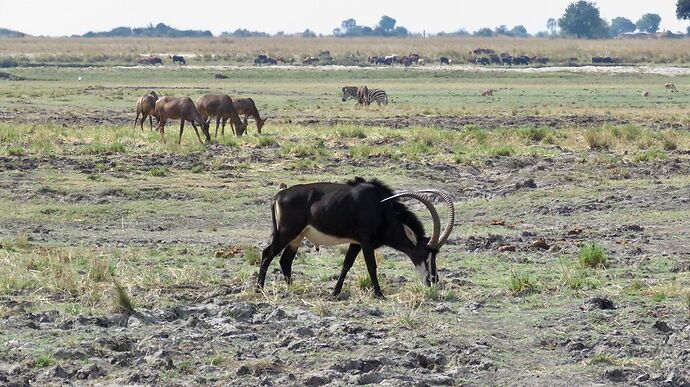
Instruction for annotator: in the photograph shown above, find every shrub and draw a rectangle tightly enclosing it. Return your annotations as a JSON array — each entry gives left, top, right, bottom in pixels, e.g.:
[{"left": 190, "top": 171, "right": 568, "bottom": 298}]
[
  {"left": 578, "top": 243, "right": 608, "bottom": 268},
  {"left": 633, "top": 148, "right": 667, "bottom": 162},
  {"left": 520, "top": 127, "right": 548, "bottom": 142},
  {"left": 149, "top": 167, "right": 168, "bottom": 177},
  {"left": 337, "top": 127, "right": 367, "bottom": 139},
  {"left": 488, "top": 145, "right": 514, "bottom": 156},
  {"left": 508, "top": 271, "right": 537, "bottom": 294},
  {"left": 256, "top": 137, "right": 279, "bottom": 148},
  {"left": 585, "top": 130, "right": 612, "bottom": 150},
  {"left": 190, "top": 164, "right": 204, "bottom": 174},
  {"left": 244, "top": 247, "right": 260, "bottom": 266},
  {"left": 7, "top": 147, "right": 24, "bottom": 156}
]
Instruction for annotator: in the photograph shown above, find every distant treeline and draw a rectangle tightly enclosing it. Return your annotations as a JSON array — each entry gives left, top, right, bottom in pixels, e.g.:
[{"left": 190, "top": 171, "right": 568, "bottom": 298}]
[{"left": 81, "top": 23, "right": 212, "bottom": 38}]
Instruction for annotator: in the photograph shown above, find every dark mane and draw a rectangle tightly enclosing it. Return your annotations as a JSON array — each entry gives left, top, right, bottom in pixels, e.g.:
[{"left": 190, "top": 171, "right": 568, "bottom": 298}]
[{"left": 347, "top": 177, "right": 426, "bottom": 241}]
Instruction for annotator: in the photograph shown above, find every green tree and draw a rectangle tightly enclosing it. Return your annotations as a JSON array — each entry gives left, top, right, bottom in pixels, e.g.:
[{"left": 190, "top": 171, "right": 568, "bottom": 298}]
[
  {"left": 636, "top": 13, "right": 662, "bottom": 33},
  {"left": 511, "top": 25, "right": 529, "bottom": 37},
  {"left": 378, "top": 16, "right": 397, "bottom": 33},
  {"left": 558, "top": 1, "right": 608, "bottom": 38},
  {"left": 473, "top": 27, "right": 495, "bottom": 37},
  {"left": 547, "top": 18, "right": 558, "bottom": 35},
  {"left": 610, "top": 17, "right": 636, "bottom": 36},
  {"left": 677, "top": 0, "right": 690, "bottom": 20}
]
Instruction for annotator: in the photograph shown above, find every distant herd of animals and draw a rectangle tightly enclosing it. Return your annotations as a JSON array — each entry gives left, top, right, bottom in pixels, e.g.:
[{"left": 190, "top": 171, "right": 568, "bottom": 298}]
[
  {"left": 134, "top": 49, "right": 625, "bottom": 68},
  {"left": 133, "top": 91, "right": 267, "bottom": 144}
]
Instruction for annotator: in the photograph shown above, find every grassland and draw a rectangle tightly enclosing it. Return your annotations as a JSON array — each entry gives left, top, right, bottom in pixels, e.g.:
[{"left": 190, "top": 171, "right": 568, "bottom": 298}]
[
  {"left": 3, "top": 36, "right": 690, "bottom": 65},
  {"left": 1, "top": 53, "right": 690, "bottom": 386}
]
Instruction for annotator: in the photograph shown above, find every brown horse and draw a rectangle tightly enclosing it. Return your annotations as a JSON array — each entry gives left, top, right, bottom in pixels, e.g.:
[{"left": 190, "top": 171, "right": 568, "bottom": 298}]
[
  {"left": 195, "top": 94, "right": 247, "bottom": 137},
  {"left": 231, "top": 98, "right": 267, "bottom": 134},
  {"left": 154, "top": 96, "right": 210, "bottom": 144},
  {"left": 133, "top": 91, "right": 159, "bottom": 131}
]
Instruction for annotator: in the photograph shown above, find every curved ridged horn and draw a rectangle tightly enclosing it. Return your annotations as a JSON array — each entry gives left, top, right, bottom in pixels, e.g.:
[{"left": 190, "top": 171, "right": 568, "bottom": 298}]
[
  {"left": 415, "top": 190, "right": 455, "bottom": 248},
  {"left": 381, "top": 191, "right": 441, "bottom": 248}
]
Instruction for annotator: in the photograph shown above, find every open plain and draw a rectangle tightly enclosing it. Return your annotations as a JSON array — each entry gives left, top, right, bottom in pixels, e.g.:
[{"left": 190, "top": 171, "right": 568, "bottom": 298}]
[{"left": 1, "top": 37, "right": 690, "bottom": 386}]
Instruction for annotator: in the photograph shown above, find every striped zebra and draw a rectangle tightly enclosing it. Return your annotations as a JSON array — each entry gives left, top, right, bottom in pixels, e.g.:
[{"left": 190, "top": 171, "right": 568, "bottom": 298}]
[{"left": 341, "top": 86, "right": 389, "bottom": 106}]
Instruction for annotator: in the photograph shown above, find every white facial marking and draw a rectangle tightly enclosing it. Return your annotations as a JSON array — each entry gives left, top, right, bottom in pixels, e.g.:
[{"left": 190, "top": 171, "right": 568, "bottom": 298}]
[{"left": 415, "top": 262, "right": 430, "bottom": 285}]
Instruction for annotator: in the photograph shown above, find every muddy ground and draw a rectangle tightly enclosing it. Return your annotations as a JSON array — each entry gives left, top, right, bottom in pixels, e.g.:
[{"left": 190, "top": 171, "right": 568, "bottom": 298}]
[
  {"left": 1, "top": 120, "right": 690, "bottom": 387},
  {"left": 1, "top": 109, "right": 686, "bottom": 131}
]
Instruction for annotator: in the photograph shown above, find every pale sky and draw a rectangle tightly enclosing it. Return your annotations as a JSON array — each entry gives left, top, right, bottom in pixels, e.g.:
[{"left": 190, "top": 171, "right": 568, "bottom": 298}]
[{"left": 0, "top": 0, "right": 687, "bottom": 36}]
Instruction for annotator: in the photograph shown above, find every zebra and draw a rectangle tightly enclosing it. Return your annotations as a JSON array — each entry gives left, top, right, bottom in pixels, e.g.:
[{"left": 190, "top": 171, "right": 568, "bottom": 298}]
[{"left": 341, "top": 86, "right": 389, "bottom": 106}]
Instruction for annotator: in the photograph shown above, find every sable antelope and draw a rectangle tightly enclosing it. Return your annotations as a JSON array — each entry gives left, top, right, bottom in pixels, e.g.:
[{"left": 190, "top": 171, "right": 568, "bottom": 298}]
[
  {"left": 258, "top": 177, "right": 455, "bottom": 298},
  {"left": 195, "top": 94, "right": 248, "bottom": 138},
  {"left": 665, "top": 83, "right": 679, "bottom": 92},
  {"left": 481, "top": 89, "right": 495, "bottom": 97},
  {"left": 133, "top": 91, "right": 159, "bottom": 131},
  {"left": 154, "top": 96, "right": 210, "bottom": 144},
  {"left": 171, "top": 55, "right": 186, "bottom": 65},
  {"left": 342, "top": 86, "right": 388, "bottom": 106},
  {"left": 440, "top": 57, "right": 452, "bottom": 66},
  {"left": 230, "top": 98, "right": 267, "bottom": 134}
]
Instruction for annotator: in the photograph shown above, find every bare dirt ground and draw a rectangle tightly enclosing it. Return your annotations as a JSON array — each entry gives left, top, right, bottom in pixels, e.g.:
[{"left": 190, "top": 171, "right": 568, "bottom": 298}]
[
  {"left": 1, "top": 136, "right": 689, "bottom": 386},
  {"left": 1, "top": 109, "right": 685, "bottom": 131}
]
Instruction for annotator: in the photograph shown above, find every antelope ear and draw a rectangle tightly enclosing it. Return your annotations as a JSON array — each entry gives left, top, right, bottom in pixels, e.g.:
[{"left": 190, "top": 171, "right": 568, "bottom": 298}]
[{"left": 403, "top": 224, "right": 418, "bottom": 245}]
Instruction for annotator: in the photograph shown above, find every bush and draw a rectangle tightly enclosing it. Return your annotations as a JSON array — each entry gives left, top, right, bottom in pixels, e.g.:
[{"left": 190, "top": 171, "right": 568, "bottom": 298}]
[
  {"left": 82, "top": 142, "right": 126, "bottom": 155},
  {"left": 508, "top": 271, "right": 537, "bottom": 294},
  {"left": 585, "top": 130, "right": 612, "bottom": 150},
  {"left": 520, "top": 127, "right": 548, "bottom": 142},
  {"left": 578, "top": 243, "right": 608, "bottom": 268}
]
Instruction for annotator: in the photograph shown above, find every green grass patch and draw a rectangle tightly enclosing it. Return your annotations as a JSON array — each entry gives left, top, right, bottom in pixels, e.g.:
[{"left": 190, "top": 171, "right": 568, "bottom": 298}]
[
  {"left": 633, "top": 148, "right": 667, "bottom": 162},
  {"left": 508, "top": 271, "right": 537, "bottom": 294},
  {"left": 578, "top": 243, "right": 608, "bottom": 269}
]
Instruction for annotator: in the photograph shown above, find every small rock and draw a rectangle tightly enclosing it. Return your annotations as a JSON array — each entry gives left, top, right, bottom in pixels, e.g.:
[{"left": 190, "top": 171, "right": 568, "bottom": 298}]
[
  {"left": 228, "top": 303, "right": 256, "bottom": 323},
  {"left": 75, "top": 364, "right": 105, "bottom": 380},
  {"left": 236, "top": 365, "right": 250, "bottom": 376},
  {"left": 357, "top": 373, "right": 384, "bottom": 385},
  {"left": 635, "top": 373, "right": 649, "bottom": 382},
  {"left": 336, "top": 292, "right": 350, "bottom": 301},
  {"left": 304, "top": 374, "right": 330, "bottom": 386},
  {"left": 584, "top": 297, "right": 616, "bottom": 310},
  {"left": 51, "top": 365, "right": 73, "bottom": 379},
  {"left": 531, "top": 238, "right": 550, "bottom": 250},
  {"left": 266, "top": 308, "right": 287, "bottom": 321},
  {"left": 287, "top": 340, "right": 305, "bottom": 351},
  {"left": 293, "top": 327, "right": 315, "bottom": 338},
  {"left": 604, "top": 367, "right": 631, "bottom": 382},
  {"left": 417, "top": 375, "right": 454, "bottom": 386},
  {"left": 652, "top": 320, "right": 673, "bottom": 333}
]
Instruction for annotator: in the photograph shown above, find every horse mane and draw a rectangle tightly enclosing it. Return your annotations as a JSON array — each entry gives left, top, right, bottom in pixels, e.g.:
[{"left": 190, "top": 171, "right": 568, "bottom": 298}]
[{"left": 346, "top": 177, "right": 426, "bottom": 240}]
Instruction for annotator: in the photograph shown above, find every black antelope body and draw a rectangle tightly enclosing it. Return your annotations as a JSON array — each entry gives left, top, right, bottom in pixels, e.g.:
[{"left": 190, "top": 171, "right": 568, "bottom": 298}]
[
  {"left": 342, "top": 86, "right": 388, "bottom": 106},
  {"left": 258, "top": 178, "right": 455, "bottom": 298}
]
